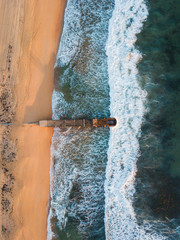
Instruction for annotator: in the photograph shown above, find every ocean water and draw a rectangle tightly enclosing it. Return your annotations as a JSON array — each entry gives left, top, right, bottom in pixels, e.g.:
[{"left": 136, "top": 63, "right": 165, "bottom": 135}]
[
  {"left": 47, "top": 0, "right": 180, "bottom": 239},
  {"left": 48, "top": 1, "right": 113, "bottom": 239},
  {"left": 133, "top": 0, "right": 180, "bottom": 238}
]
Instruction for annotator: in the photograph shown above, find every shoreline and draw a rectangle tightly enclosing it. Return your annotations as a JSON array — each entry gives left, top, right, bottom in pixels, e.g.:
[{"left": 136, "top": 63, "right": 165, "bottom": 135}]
[{"left": 0, "top": 0, "right": 67, "bottom": 239}]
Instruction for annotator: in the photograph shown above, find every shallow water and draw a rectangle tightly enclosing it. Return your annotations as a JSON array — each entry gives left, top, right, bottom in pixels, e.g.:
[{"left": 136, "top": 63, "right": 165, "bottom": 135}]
[
  {"left": 48, "top": 1, "right": 113, "bottom": 239},
  {"left": 47, "top": 0, "right": 180, "bottom": 239}
]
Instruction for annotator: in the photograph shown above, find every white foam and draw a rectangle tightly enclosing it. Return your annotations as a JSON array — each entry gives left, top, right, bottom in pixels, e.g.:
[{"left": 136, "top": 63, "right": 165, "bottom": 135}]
[
  {"left": 47, "top": 0, "right": 168, "bottom": 239},
  {"left": 55, "top": 0, "right": 81, "bottom": 68},
  {"left": 48, "top": 0, "right": 112, "bottom": 238},
  {"left": 47, "top": 128, "right": 79, "bottom": 240},
  {"left": 105, "top": 0, "right": 166, "bottom": 239},
  {"left": 47, "top": 127, "right": 109, "bottom": 239}
]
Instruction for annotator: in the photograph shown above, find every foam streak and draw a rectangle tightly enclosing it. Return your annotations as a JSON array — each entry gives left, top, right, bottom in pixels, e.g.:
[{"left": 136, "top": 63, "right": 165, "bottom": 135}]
[{"left": 105, "top": 0, "right": 165, "bottom": 239}]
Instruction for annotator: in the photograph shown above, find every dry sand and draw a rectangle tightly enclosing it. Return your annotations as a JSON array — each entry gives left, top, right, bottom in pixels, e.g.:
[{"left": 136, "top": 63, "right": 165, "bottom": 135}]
[{"left": 0, "top": 0, "right": 67, "bottom": 239}]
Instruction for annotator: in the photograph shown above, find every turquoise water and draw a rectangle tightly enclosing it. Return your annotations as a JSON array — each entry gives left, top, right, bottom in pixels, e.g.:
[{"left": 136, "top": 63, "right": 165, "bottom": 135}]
[
  {"left": 134, "top": 0, "right": 180, "bottom": 238},
  {"left": 48, "top": 1, "right": 113, "bottom": 239},
  {"left": 47, "top": 0, "right": 180, "bottom": 239}
]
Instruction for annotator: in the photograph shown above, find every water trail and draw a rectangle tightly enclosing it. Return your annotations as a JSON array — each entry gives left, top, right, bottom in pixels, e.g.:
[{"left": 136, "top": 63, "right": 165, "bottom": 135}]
[{"left": 105, "top": 0, "right": 166, "bottom": 239}]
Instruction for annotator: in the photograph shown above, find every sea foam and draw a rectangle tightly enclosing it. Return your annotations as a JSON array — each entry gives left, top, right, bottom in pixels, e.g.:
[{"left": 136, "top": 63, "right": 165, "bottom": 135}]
[
  {"left": 47, "top": 1, "right": 113, "bottom": 239},
  {"left": 47, "top": 0, "right": 167, "bottom": 239},
  {"left": 105, "top": 0, "right": 166, "bottom": 239}
]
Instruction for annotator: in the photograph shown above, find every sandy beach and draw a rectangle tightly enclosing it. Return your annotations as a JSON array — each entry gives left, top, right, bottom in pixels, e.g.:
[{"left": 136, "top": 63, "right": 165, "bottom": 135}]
[{"left": 0, "top": 0, "right": 66, "bottom": 239}]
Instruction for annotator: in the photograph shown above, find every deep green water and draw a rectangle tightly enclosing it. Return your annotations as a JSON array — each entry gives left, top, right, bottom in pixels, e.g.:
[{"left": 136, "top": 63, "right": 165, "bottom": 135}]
[
  {"left": 134, "top": 0, "right": 180, "bottom": 237},
  {"left": 48, "top": 0, "right": 180, "bottom": 239}
]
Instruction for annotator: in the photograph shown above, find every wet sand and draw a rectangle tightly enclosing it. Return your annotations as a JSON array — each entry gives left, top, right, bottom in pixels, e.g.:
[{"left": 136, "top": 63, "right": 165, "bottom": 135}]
[{"left": 0, "top": 0, "right": 66, "bottom": 239}]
